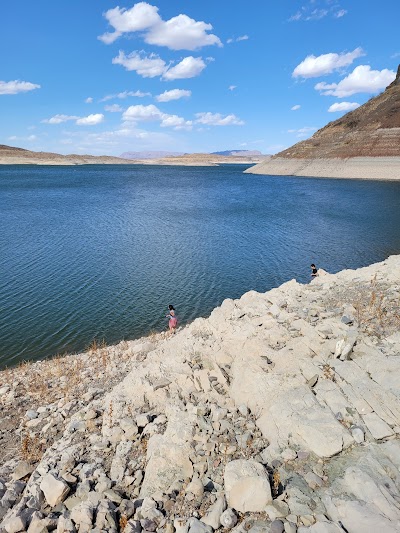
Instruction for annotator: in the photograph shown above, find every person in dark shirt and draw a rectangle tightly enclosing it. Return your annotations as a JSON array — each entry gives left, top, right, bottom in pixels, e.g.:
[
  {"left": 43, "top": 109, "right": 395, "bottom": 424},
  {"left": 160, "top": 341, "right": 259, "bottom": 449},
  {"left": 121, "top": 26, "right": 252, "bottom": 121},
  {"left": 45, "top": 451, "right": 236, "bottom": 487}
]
[{"left": 310, "top": 263, "right": 318, "bottom": 278}]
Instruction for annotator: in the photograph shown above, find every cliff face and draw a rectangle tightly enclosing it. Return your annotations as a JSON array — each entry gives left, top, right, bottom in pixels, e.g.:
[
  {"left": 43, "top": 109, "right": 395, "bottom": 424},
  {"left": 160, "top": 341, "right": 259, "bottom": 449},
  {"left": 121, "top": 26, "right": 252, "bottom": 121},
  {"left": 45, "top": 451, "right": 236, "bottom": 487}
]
[{"left": 280, "top": 65, "right": 400, "bottom": 159}]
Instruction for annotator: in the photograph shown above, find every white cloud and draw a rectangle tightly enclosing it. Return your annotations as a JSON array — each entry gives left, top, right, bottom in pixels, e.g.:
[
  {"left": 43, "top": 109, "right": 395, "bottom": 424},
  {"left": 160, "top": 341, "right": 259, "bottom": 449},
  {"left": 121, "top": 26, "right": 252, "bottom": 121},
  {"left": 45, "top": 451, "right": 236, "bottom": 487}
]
[
  {"left": 76, "top": 114, "right": 104, "bottom": 126},
  {"left": 227, "top": 35, "right": 249, "bottom": 44},
  {"left": 123, "top": 104, "right": 163, "bottom": 122},
  {"left": 289, "top": 8, "right": 328, "bottom": 21},
  {"left": 229, "top": 85, "right": 237, "bottom": 91},
  {"left": 315, "top": 65, "right": 396, "bottom": 97},
  {"left": 42, "top": 114, "right": 79, "bottom": 124},
  {"left": 291, "top": 104, "right": 301, "bottom": 110},
  {"left": 122, "top": 104, "right": 192, "bottom": 130},
  {"left": 98, "top": 2, "right": 161, "bottom": 44},
  {"left": 288, "top": 126, "right": 317, "bottom": 138},
  {"left": 160, "top": 114, "right": 193, "bottom": 130},
  {"left": 328, "top": 101, "right": 360, "bottom": 112},
  {"left": 162, "top": 56, "right": 206, "bottom": 80},
  {"left": 0, "top": 80, "right": 40, "bottom": 95},
  {"left": 293, "top": 47, "right": 364, "bottom": 78},
  {"left": 100, "top": 90, "right": 151, "bottom": 102},
  {"left": 8, "top": 134, "right": 37, "bottom": 142},
  {"left": 99, "top": 2, "right": 221, "bottom": 50},
  {"left": 85, "top": 97, "right": 93, "bottom": 104},
  {"left": 195, "top": 112, "right": 244, "bottom": 126},
  {"left": 146, "top": 14, "right": 222, "bottom": 50},
  {"left": 156, "top": 89, "right": 191, "bottom": 102},
  {"left": 289, "top": 1, "right": 347, "bottom": 22},
  {"left": 112, "top": 51, "right": 167, "bottom": 78},
  {"left": 105, "top": 104, "right": 123, "bottom": 112}
]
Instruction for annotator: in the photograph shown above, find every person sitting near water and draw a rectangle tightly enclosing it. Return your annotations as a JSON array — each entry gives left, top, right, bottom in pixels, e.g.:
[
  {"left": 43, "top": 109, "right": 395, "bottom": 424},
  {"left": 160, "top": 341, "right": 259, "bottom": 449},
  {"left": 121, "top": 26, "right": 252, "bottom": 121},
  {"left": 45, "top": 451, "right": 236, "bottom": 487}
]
[
  {"left": 166, "top": 304, "right": 178, "bottom": 334},
  {"left": 311, "top": 263, "right": 318, "bottom": 278}
]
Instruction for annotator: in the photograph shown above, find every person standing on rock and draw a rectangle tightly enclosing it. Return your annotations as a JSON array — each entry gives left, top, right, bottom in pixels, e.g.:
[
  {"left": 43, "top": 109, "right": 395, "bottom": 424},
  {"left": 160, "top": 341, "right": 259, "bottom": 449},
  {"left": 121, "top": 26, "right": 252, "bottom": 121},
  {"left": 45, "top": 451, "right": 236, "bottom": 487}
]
[
  {"left": 311, "top": 263, "right": 318, "bottom": 279},
  {"left": 166, "top": 304, "right": 178, "bottom": 334}
]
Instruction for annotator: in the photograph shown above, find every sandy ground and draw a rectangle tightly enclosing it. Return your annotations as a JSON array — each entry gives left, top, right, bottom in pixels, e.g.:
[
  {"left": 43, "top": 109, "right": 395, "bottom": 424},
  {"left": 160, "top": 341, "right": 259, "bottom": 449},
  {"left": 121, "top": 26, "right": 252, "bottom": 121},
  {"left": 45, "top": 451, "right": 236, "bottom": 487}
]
[{"left": 245, "top": 157, "right": 400, "bottom": 180}]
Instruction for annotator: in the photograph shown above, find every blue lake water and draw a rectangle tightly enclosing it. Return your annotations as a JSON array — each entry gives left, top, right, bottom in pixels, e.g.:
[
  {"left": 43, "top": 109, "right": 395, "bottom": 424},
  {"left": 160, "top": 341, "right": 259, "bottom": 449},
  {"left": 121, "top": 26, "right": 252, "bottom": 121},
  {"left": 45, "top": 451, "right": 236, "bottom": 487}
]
[{"left": 1, "top": 163, "right": 400, "bottom": 368}]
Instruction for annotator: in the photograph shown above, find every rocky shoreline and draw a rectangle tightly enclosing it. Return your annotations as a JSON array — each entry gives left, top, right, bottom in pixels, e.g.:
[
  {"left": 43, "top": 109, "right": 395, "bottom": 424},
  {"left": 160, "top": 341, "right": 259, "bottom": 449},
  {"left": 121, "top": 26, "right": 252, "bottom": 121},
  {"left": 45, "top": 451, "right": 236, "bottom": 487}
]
[
  {"left": 245, "top": 157, "right": 400, "bottom": 181},
  {"left": 1, "top": 256, "right": 400, "bottom": 533}
]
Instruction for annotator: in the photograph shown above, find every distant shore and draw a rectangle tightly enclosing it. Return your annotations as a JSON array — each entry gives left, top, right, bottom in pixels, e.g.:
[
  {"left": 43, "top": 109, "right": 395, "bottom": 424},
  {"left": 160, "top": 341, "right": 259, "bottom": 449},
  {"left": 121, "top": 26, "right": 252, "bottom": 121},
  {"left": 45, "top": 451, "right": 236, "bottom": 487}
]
[{"left": 246, "top": 156, "right": 400, "bottom": 181}]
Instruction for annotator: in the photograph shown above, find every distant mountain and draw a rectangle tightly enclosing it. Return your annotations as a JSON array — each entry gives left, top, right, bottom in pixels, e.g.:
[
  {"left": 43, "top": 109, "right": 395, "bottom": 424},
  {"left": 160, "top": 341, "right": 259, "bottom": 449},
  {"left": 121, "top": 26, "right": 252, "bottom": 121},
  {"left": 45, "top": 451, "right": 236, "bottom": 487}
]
[
  {"left": 211, "top": 150, "right": 263, "bottom": 156},
  {"left": 120, "top": 151, "right": 186, "bottom": 159}
]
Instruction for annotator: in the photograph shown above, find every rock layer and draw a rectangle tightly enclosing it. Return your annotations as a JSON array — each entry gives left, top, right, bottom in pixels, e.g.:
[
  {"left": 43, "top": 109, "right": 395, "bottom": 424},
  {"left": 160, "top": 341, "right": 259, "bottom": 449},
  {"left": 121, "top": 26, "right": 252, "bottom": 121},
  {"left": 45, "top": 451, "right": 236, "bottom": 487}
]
[
  {"left": 1, "top": 255, "right": 400, "bottom": 532},
  {"left": 247, "top": 66, "right": 400, "bottom": 179}
]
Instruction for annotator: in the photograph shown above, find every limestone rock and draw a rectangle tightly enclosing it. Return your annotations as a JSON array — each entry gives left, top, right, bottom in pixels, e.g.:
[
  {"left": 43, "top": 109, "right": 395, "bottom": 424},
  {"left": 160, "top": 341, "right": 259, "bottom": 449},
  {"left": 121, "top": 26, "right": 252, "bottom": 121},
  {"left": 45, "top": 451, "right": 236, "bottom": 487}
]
[
  {"left": 40, "top": 474, "right": 70, "bottom": 507},
  {"left": 224, "top": 459, "right": 272, "bottom": 513}
]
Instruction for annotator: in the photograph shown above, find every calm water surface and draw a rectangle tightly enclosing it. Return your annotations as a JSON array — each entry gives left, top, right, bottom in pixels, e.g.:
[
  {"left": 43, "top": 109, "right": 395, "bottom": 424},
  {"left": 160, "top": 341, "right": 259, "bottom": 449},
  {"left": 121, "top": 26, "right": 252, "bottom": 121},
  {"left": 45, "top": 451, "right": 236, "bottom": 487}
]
[{"left": 1, "top": 164, "right": 400, "bottom": 368}]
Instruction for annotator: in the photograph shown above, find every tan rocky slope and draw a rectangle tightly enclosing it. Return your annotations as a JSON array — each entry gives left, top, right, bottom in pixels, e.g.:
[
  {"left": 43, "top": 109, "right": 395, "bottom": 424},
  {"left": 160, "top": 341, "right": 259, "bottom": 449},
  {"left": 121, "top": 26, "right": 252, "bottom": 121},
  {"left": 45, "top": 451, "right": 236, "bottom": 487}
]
[
  {"left": 1, "top": 256, "right": 400, "bottom": 532},
  {"left": 247, "top": 65, "right": 400, "bottom": 179}
]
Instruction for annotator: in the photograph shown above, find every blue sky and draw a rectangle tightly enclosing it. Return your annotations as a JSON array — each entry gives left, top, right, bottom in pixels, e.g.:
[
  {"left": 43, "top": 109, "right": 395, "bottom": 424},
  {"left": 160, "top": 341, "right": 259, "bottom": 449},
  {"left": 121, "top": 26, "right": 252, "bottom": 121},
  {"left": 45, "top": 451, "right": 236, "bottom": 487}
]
[{"left": 1, "top": 0, "right": 399, "bottom": 155}]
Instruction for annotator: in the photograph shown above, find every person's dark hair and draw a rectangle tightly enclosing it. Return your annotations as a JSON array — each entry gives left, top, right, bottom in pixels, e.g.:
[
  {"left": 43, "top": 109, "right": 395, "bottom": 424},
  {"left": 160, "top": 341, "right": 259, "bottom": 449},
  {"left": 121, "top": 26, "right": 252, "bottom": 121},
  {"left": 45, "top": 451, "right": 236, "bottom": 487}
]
[
  {"left": 311, "top": 264, "right": 316, "bottom": 268},
  {"left": 168, "top": 304, "right": 175, "bottom": 311}
]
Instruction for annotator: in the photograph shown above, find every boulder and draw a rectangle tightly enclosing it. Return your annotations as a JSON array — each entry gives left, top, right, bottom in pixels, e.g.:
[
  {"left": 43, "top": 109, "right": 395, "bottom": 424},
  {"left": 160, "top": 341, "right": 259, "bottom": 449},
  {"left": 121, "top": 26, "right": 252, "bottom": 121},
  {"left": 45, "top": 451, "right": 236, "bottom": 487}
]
[
  {"left": 40, "top": 474, "right": 70, "bottom": 507},
  {"left": 224, "top": 459, "right": 272, "bottom": 513}
]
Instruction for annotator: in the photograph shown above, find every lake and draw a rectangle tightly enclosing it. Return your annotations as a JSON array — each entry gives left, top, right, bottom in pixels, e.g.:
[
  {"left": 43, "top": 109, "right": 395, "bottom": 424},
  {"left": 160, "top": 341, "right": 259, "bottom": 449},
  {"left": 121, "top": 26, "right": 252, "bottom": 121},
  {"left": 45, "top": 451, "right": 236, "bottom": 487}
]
[{"left": 1, "top": 164, "right": 400, "bottom": 368}]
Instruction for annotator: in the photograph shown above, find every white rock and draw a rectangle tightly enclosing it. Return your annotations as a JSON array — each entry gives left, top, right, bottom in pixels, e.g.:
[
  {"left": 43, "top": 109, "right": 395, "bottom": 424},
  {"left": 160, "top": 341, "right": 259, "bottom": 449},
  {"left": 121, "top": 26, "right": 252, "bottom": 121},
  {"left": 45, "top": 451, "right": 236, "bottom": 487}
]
[
  {"left": 202, "top": 496, "right": 227, "bottom": 529},
  {"left": 186, "top": 476, "right": 204, "bottom": 499},
  {"left": 362, "top": 413, "right": 394, "bottom": 440},
  {"left": 224, "top": 459, "right": 272, "bottom": 513},
  {"left": 351, "top": 426, "right": 364, "bottom": 443},
  {"left": 40, "top": 474, "right": 70, "bottom": 507},
  {"left": 220, "top": 508, "right": 238, "bottom": 528}
]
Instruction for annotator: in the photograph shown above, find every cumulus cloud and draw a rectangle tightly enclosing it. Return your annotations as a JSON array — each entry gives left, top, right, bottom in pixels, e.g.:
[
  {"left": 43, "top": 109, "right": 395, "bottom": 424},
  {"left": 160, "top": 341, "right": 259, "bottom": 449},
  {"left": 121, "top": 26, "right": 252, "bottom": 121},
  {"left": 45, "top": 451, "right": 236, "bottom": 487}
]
[
  {"left": 146, "top": 14, "right": 222, "bottom": 50},
  {"left": 156, "top": 89, "right": 191, "bottom": 102},
  {"left": 328, "top": 102, "right": 360, "bottom": 112},
  {"left": 85, "top": 97, "right": 93, "bottom": 104},
  {"left": 112, "top": 51, "right": 167, "bottom": 78},
  {"left": 293, "top": 47, "right": 364, "bottom": 78},
  {"left": 105, "top": 104, "right": 123, "bottom": 112},
  {"left": 315, "top": 65, "right": 396, "bottom": 97},
  {"left": 100, "top": 90, "right": 151, "bottom": 102},
  {"left": 76, "top": 114, "right": 104, "bottom": 126},
  {"left": 122, "top": 104, "right": 192, "bottom": 130},
  {"left": 195, "top": 112, "right": 244, "bottom": 126},
  {"left": 160, "top": 114, "right": 192, "bottom": 130},
  {"left": 162, "top": 56, "right": 206, "bottom": 80},
  {"left": 98, "top": 2, "right": 161, "bottom": 44},
  {"left": 99, "top": 2, "right": 221, "bottom": 50},
  {"left": 123, "top": 104, "right": 162, "bottom": 122},
  {"left": 42, "top": 114, "right": 80, "bottom": 124},
  {"left": 0, "top": 80, "right": 40, "bottom": 95},
  {"left": 291, "top": 104, "right": 301, "bottom": 110}
]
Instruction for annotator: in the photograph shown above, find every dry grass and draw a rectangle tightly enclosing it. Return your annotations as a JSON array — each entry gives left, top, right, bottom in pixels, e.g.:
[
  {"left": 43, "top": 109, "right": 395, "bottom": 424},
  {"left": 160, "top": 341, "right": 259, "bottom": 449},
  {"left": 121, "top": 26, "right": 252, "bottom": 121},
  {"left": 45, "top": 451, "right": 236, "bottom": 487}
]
[
  {"left": 353, "top": 275, "right": 400, "bottom": 338},
  {"left": 20, "top": 433, "right": 43, "bottom": 464}
]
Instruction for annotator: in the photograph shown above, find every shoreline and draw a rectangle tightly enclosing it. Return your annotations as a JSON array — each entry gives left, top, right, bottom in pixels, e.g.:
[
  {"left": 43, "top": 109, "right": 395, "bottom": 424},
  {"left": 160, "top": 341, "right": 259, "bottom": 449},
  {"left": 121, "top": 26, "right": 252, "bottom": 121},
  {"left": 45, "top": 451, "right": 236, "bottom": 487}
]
[
  {"left": 1, "top": 255, "right": 400, "bottom": 531},
  {"left": 245, "top": 156, "right": 400, "bottom": 181}
]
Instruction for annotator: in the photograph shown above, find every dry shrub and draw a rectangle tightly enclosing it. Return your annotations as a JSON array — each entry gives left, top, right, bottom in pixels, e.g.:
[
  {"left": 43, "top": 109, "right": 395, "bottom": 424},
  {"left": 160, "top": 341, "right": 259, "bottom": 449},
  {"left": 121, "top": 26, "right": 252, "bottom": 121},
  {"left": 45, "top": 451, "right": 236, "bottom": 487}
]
[
  {"left": 21, "top": 433, "right": 43, "bottom": 463},
  {"left": 354, "top": 275, "right": 400, "bottom": 338}
]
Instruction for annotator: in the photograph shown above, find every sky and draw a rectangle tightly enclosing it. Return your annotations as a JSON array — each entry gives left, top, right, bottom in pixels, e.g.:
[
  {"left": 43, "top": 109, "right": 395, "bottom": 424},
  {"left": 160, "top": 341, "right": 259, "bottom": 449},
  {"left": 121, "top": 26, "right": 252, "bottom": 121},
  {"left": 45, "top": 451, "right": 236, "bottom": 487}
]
[{"left": 1, "top": 0, "right": 399, "bottom": 156}]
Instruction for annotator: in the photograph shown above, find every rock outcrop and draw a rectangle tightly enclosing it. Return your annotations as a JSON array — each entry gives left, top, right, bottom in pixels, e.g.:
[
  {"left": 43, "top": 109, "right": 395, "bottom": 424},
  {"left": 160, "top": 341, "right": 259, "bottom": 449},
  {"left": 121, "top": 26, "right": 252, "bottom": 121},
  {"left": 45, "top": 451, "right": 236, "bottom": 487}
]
[
  {"left": 1, "top": 255, "right": 400, "bottom": 532},
  {"left": 247, "top": 66, "right": 400, "bottom": 180}
]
